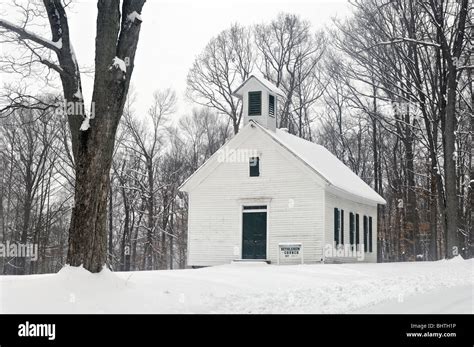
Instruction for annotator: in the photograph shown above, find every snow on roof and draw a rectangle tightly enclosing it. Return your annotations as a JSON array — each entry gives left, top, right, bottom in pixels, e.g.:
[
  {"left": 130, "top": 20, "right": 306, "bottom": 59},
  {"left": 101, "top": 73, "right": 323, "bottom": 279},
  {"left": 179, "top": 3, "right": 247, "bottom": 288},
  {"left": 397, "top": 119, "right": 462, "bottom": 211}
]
[
  {"left": 233, "top": 75, "right": 286, "bottom": 98},
  {"left": 259, "top": 124, "right": 386, "bottom": 204},
  {"left": 180, "top": 120, "right": 386, "bottom": 204}
]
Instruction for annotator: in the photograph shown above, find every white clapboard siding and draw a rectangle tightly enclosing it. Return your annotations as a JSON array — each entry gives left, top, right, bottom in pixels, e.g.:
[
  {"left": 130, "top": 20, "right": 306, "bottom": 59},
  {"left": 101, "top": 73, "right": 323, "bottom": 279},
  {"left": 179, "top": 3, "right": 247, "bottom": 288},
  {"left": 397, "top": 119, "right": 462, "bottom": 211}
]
[
  {"left": 183, "top": 75, "right": 385, "bottom": 267},
  {"left": 324, "top": 191, "right": 378, "bottom": 263},
  {"left": 187, "top": 125, "right": 326, "bottom": 266}
]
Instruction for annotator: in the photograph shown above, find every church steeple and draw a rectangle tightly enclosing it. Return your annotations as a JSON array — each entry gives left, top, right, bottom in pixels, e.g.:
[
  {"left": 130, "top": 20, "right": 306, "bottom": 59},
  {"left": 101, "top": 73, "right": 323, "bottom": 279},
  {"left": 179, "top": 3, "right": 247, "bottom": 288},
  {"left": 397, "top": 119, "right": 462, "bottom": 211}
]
[{"left": 233, "top": 75, "right": 285, "bottom": 132}]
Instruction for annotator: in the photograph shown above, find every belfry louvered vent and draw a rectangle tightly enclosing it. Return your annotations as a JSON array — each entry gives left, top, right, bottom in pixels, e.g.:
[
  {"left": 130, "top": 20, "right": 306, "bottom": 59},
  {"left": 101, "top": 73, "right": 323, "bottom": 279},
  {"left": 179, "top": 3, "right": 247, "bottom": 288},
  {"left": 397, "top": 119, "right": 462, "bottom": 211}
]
[
  {"left": 248, "top": 91, "right": 261, "bottom": 116},
  {"left": 269, "top": 94, "right": 275, "bottom": 117}
]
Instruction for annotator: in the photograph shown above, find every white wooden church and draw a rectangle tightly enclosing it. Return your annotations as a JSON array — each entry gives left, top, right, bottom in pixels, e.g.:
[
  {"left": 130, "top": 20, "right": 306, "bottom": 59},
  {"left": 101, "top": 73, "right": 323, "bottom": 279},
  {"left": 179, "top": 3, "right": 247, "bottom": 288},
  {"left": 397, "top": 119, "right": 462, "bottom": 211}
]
[{"left": 180, "top": 75, "right": 386, "bottom": 266}]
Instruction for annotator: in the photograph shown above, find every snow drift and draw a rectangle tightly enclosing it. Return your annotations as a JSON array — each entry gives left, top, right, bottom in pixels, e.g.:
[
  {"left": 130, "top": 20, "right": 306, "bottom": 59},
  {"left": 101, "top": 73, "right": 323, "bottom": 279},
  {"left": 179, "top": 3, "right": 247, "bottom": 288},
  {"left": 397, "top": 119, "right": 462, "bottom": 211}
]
[{"left": 0, "top": 257, "right": 471, "bottom": 314}]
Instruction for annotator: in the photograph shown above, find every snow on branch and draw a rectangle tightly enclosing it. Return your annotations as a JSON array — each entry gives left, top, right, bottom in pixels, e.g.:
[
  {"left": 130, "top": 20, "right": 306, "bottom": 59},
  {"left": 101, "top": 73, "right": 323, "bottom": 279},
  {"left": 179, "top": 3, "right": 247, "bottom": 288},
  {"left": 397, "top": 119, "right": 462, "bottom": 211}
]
[
  {"left": 110, "top": 56, "right": 127, "bottom": 73},
  {"left": 52, "top": 37, "right": 62, "bottom": 50},
  {"left": 127, "top": 11, "right": 143, "bottom": 23},
  {"left": 368, "top": 37, "right": 441, "bottom": 50},
  {"left": 73, "top": 90, "right": 83, "bottom": 100},
  {"left": 0, "top": 18, "right": 61, "bottom": 52},
  {"left": 80, "top": 117, "right": 90, "bottom": 131},
  {"left": 456, "top": 65, "right": 474, "bottom": 71}
]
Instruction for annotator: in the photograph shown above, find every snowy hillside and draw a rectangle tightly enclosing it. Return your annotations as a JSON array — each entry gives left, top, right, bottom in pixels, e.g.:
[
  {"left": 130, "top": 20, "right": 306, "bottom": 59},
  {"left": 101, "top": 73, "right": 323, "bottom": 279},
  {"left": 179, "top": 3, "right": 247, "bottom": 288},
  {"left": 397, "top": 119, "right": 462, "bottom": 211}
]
[{"left": 0, "top": 257, "right": 471, "bottom": 314}]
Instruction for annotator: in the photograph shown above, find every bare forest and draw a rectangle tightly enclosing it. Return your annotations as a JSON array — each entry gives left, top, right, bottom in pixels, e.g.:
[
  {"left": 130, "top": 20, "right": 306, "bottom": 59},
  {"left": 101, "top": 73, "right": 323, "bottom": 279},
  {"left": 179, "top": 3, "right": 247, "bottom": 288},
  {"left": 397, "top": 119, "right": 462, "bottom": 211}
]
[{"left": 0, "top": 0, "right": 472, "bottom": 274}]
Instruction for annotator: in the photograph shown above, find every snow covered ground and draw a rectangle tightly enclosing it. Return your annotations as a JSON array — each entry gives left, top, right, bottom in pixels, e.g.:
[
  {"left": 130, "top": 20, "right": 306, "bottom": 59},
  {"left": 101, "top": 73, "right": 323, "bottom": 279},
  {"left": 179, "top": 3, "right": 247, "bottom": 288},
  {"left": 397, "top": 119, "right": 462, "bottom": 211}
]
[{"left": 0, "top": 257, "right": 471, "bottom": 314}]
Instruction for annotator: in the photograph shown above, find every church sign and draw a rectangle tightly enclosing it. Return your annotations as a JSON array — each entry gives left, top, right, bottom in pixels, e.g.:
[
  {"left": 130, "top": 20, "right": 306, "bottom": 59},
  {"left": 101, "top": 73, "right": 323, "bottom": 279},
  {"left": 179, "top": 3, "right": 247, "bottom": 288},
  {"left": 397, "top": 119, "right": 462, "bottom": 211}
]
[{"left": 278, "top": 243, "right": 303, "bottom": 264}]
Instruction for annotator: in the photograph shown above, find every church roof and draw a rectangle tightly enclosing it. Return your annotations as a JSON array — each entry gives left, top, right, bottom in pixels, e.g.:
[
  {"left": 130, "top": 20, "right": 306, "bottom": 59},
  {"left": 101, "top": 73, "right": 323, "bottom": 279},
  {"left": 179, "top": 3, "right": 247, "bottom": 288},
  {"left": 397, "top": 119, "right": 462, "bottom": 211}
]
[
  {"left": 180, "top": 121, "right": 386, "bottom": 205},
  {"left": 232, "top": 74, "right": 286, "bottom": 98},
  {"left": 258, "top": 124, "right": 386, "bottom": 204}
]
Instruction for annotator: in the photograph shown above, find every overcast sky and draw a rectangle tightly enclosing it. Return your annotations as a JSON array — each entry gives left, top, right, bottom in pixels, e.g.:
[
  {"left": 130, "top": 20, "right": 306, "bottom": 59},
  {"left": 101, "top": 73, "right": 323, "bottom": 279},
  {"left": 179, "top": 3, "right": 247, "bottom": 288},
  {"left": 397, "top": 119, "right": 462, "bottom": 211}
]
[{"left": 2, "top": 0, "right": 352, "bottom": 117}]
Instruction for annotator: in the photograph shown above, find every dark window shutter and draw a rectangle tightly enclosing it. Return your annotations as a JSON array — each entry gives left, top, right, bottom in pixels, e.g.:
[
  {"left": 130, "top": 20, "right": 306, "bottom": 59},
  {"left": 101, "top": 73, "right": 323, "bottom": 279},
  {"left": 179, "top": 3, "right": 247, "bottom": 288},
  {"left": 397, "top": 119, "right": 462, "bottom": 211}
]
[
  {"left": 356, "top": 214, "right": 360, "bottom": 248},
  {"left": 269, "top": 94, "right": 275, "bottom": 117},
  {"left": 334, "top": 208, "right": 339, "bottom": 245},
  {"left": 369, "top": 217, "right": 373, "bottom": 252},
  {"left": 249, "top": 157, "right": 260, "bottom": 177},
  {"left": 248, "top": 91, "right": 262, "bottom": 116},
  {"left": 349, "top": 212, "right": 354, "bottom": 246},
  {"left": 341, "top": 210, "right": 344, "bottom": 245},
  {"left": 363, "top": 216, "right": 368, "bottom": 253}
]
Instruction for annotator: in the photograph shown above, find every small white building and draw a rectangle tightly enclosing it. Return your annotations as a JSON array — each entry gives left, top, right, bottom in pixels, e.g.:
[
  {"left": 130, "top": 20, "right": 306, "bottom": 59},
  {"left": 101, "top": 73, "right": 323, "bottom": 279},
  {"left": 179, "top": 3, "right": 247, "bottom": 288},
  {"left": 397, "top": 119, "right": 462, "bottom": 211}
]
[{"left": 180, "top": 75, "right": 386, "bottom": 266}]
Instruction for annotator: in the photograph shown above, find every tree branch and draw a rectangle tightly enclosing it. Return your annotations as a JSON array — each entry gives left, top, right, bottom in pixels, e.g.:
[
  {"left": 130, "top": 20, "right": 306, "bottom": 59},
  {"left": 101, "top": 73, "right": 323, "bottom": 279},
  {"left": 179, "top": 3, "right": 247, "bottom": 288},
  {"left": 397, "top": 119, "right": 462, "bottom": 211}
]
[{"left": 0, "top": 18, "right": 61, "bottom": 53}]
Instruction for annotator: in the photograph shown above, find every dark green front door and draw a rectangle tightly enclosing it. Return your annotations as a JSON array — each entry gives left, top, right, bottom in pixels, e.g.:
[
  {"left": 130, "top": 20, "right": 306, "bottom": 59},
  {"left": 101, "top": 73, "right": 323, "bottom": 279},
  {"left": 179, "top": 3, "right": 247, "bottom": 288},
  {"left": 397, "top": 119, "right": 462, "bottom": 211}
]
[{"left": 242, "top": 212, "right": 267, "bottom": 259}]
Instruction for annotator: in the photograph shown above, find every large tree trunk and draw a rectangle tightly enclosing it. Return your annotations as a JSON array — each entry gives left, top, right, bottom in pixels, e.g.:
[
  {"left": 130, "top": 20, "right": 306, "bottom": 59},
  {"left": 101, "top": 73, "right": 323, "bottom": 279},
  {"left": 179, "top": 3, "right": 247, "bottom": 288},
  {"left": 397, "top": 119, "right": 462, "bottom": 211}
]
[
  {"left": 62, "top": 0, "right": 146, "bottom": 272},
  {"left": 468, "top": 68, "right": 474, "bottom": 259},
  {"left": 443, "top": 67, "right": 459, "bottom": 258},
  {"left": 67, "top": 144, "right": 112, "bottom": 271},
  {"left": 440, "top": 1, "right": 469, "bottom": 258},
  {"left": 403, "top": 126, "right": 419, "bottom": 259},
  {"left": 370, "top": 85, "right": 384, "bottom": 262},
  {"left": 435, "top": 0, "right": 469, "bottom": 258},
  {"left": 108, "top": 182, "right": 114, "bottom": 264}
]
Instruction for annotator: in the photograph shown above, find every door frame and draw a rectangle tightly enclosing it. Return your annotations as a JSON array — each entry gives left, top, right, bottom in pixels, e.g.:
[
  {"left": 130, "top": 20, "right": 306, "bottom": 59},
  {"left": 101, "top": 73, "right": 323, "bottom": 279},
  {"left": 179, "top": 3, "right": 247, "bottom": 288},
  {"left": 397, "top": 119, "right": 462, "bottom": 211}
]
[{"left": 238, "top": 200, "right": 270, "bottom": 260}]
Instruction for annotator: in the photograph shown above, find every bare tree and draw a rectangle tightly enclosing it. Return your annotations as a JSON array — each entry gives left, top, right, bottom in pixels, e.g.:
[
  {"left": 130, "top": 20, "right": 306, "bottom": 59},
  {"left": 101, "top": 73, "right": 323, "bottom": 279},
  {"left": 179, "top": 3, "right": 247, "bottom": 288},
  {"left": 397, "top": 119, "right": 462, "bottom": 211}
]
[
  {"left": 187, "top": 24, "right": 253, "bottom": 134},
  {"left": 329, "top": 0, "right": 472, "bottom": 260},
  {"left": 120, "top": 89, "right": 175, "bottom": 270},
  {"left": 0, "top": 0, "right": 146, "bottom": 272},
  {"left": 255, "top": 13, "right": 326, "bottom": 133}
]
